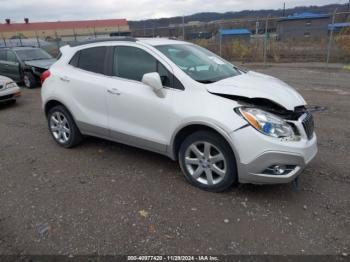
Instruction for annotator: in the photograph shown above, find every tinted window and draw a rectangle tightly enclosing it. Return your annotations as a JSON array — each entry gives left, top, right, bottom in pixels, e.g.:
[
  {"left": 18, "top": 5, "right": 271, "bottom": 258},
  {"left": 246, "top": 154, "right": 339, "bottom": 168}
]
[
  {"left": 114, "top": 46, "right": 156, "bottom": 81},
  {"left": 77, "top": 47, "right": 107, "bottom": 74},
  {"left": 0, "top": 50, "right": 6, "bottom": 61},
  {"left": 157, "top": 62, "right": 172, "bottom": 87},
  {"left": 69, "top": 52, "right": 79, "bottom": 67}
]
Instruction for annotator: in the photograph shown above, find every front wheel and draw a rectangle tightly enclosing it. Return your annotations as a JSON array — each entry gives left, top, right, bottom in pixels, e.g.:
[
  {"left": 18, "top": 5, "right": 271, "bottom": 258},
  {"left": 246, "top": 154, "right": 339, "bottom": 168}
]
[
  {"left": 178, "top": 131, "right": 237, "bottom": 192},
  {"left": 47, "top": 105, "right": 83, "bottom": 148}
]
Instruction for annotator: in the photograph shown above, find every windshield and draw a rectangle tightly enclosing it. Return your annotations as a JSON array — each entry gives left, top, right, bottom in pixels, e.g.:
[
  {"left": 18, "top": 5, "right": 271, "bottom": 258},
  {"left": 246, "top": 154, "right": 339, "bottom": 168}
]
[
  {"left": 156, "top": 44, "right": 241, "bottom": 83},
  {"left": 16, "top": 49, "right": 52, "bottom": 61}
]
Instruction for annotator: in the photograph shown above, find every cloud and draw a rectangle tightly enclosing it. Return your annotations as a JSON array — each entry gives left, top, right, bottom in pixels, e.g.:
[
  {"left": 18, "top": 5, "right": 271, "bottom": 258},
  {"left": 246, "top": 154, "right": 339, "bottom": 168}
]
[{"left": 0, "top": 0, "right": 344, "bottom": 22}]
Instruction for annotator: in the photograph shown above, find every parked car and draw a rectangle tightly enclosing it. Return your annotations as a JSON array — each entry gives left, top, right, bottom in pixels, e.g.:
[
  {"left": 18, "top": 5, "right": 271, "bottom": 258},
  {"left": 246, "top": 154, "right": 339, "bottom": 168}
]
[
  {"left": 0, "top": 75, "right": 21, "bottom": 103},
  {"left": 0, "top": 47, "right": 56, "bottom": 88},
  {"left": 41, "top": 38, "right": 317, "bottom": 192}
]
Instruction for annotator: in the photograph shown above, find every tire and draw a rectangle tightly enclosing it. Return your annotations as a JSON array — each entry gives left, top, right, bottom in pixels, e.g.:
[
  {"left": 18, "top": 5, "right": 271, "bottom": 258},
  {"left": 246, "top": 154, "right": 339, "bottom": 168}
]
[
  {"left": 179, "top": 130, "right": 237, "bottom": 192},
  {"left": 23, "top": 72, "right": 37, "bottom": 89},
  {"left": 47, "top": 105, "right": 83, "bottom": 148}
]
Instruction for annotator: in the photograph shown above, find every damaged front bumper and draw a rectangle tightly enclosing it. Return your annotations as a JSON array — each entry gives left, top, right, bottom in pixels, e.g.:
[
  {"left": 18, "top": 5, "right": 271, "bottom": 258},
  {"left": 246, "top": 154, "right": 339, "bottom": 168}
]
[{"left": 230, "top": 117, "right": 317, "bottom": 184}]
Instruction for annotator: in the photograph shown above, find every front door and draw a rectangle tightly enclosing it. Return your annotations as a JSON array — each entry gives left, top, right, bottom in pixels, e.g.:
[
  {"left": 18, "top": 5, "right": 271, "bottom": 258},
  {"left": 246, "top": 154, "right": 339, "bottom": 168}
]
[{"left": 105, "top": 45, "right": 183, "bottom": 154}]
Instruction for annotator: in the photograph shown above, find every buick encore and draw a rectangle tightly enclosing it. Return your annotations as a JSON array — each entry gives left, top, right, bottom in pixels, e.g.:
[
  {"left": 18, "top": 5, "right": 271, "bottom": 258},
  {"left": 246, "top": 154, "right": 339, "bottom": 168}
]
[{"left": 41, "top": 38, "right": 317, "bottom": 192}]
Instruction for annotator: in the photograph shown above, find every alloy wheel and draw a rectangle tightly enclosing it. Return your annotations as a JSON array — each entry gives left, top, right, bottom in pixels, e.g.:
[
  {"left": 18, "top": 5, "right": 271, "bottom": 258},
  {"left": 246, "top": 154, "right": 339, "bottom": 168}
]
[
  {"left": 184, "top": 141, "right": 227, "bottom": 185},
  {"left": 50, "top": 112, "right": 71, "bottom": 144}
]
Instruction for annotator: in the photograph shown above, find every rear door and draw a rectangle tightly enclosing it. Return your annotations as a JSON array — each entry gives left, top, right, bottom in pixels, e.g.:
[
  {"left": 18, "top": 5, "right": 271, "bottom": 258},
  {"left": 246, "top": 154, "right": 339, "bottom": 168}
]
[
  {"left": 56, "top": 46, "right": 109, "bottom": 137},
  {"left": 5, "top": 50, "right": 21, "bottom": 81}
]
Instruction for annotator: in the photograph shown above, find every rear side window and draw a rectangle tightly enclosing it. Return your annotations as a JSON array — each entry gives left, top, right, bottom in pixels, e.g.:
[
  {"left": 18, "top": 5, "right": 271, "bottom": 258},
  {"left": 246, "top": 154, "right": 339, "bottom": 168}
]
[{"left": 70, "top": 46, "right": 107, "bottom": 74}]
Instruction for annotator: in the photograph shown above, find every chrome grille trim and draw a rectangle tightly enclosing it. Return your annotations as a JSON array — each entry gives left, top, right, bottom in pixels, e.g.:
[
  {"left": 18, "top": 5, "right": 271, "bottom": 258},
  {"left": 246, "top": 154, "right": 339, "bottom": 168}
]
[{"left": 302, "top": 112, "right": 314, "bottom": 140}]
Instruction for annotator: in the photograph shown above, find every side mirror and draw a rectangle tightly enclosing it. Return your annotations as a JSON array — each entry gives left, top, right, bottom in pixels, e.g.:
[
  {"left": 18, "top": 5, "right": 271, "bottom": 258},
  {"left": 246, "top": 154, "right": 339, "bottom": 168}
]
[{"left": 142, "top": 72, "right": 164, "bottom": 96}]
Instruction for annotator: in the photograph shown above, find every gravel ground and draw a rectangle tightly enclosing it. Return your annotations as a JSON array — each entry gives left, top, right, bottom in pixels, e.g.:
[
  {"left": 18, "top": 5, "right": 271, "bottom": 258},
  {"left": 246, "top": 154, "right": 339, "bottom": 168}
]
[{"left": 0, "top": 64, "right": 349, "bottom": 256}]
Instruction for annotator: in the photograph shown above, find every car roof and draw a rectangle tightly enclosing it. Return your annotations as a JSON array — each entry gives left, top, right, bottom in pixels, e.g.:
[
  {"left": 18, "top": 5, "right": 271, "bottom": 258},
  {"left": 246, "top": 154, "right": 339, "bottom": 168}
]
[
  {"left": 67, "top": 37, "right": 189, "bottom": 48},
  {"left": 0, "top": 46, "right": 39, "bottom": 51},
  {"left": 137, "top": 38, "right": 188, "bottom": 46}
]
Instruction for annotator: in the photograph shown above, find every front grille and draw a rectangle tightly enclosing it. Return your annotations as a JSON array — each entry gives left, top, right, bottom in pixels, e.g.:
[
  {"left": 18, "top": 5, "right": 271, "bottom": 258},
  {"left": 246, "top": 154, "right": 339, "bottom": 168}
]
[{"left": 302, "top": 112, "right": 314, "bottom": 140}]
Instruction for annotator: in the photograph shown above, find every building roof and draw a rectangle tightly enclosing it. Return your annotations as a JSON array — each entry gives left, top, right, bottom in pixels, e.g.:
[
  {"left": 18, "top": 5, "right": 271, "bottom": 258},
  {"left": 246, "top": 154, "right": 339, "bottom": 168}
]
[
  {"left": 279, "top": 12, "right": 330, "bottom": 21},
  {"left": 328, "top": 22, "right": 350, "bottom": 31},
  {"left": 0, "top": 19, "right": 128, "bottom": 32},
  {"left": 220, "top": 29, "right": 251, "bottom": 36}
]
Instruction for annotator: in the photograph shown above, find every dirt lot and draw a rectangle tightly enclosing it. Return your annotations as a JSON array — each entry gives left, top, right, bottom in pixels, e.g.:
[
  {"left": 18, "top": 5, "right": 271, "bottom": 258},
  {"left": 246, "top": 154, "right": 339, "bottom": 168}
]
[{"left": 0, "top": 64, "right": 349, "bottom": 256}]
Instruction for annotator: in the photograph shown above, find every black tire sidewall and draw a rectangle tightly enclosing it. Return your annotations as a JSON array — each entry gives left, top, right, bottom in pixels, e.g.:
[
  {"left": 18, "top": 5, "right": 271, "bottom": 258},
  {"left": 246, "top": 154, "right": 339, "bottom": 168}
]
[
  {"left": 23, "top": 72, "right": 37, "bottom": 89},
  {"left": 179, "top": 131, "right": 237, "bottom": 192},
  {"left": 47, "top": 105, "right": 82, "bottom": 148}
]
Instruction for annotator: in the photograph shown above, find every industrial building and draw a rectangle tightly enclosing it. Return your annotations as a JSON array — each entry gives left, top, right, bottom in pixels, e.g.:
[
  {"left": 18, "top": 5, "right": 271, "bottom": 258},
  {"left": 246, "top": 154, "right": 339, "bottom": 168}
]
[
  {"left": 218, "top": 28, "right": 252, "bottom": 43},
  {"left": 277, "top": 12, "right": 330, "bottom": 41},
  {"left": 0, "top": 18, "right": 130, "bottom": 41}
]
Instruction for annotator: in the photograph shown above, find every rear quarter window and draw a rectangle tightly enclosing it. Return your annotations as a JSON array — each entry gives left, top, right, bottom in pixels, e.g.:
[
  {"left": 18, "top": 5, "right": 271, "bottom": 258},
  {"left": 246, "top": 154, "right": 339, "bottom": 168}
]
[{"left": 70, "top": 46, "right": 107, "bottom": 74}]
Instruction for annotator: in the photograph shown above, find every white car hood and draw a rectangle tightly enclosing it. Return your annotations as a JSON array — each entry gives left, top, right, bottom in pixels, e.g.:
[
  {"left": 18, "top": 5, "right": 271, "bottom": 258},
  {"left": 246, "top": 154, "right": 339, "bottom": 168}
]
[
  {"left": 0, "top": 75, "right": 13, "bottom": 86},
  {"left": 206, "top": 71, "right": 306, "bottom": 110}
]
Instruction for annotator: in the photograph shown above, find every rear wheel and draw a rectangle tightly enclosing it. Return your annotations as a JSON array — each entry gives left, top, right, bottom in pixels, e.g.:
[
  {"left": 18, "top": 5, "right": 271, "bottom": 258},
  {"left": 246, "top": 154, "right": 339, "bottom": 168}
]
[
  {"left": 23, "top": 72, "right": 37, "bottom": 88},
  {"left": 47, "top": 105, "right": 83, "bottom": 148},
  {"left": 179, "top": 131, "right": 237, "bottom": 192}
]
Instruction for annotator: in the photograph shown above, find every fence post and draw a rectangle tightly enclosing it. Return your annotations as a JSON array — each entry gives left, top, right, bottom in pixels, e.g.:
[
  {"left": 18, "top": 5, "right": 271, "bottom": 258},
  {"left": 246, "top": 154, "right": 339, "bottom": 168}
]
[
  {"left": 326, "top": 8, "right": 337, "bottom": 66},
  {"left": 35, "top": 31, "right": 41, "bottom": 47},
  {"left": 55, "top": 31, "right": 60, "bottom": 50},
  {"left": 219, "top": 24, "right": 222, "bottom": 57},
  {"left": 1, "top": 33, "right": 6, "bottom": 47},
  {"left": 19, "top": 33, "right": 23, "bottom": 46},
  {"left": 182, "top": 15, "right": 185, "bottom": 40},
  {"left": 263, "top": 16, "right": 269, "bottom": 66}
]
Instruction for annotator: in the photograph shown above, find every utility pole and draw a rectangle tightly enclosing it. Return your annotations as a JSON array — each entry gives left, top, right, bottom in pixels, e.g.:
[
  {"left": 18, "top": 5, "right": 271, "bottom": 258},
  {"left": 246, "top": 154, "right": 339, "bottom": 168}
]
[
  {"left": 282, "top": 2, "right": 286, "bottom": 17},
  {"left": 263, "top": 15, "right": 270, "bottom": 66},
  {"left": 326, "top": 8, "right": 338, "bottom": 65}
]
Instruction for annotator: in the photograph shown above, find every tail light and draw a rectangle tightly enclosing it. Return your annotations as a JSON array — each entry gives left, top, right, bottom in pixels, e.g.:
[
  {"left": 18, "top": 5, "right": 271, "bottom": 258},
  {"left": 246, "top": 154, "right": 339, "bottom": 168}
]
[{"left": 40, "top": 70, "right": 51, "bottom": 85}]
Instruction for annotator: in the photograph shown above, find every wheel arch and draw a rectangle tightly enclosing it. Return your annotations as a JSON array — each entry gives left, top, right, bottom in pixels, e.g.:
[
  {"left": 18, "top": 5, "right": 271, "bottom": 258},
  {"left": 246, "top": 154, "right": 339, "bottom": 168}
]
[
  {"left": 44, "top": 99, "right": 71, "bottom": 118},
  {"left": 169, "top": 122, "right": 240, "bottom": 164}
]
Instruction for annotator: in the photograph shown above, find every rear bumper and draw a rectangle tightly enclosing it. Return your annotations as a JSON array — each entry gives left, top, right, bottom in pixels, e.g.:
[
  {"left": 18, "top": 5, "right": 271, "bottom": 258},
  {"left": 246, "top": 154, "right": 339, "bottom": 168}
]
[{"left": 230, "top": 126, "right": 318, "bottom": 184}]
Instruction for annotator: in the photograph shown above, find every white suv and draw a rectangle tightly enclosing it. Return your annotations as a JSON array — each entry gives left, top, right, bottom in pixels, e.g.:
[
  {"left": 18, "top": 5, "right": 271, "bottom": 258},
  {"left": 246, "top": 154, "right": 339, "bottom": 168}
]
[{"left": 41, "top": 38, "right": 317, "bottom": 192}]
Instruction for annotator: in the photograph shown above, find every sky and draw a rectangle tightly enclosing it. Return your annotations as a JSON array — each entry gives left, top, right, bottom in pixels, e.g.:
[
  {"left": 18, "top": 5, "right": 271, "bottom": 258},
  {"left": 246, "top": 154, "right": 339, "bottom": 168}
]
[{"left": 0, "top": 0, "right": 347, "bottom": 22}]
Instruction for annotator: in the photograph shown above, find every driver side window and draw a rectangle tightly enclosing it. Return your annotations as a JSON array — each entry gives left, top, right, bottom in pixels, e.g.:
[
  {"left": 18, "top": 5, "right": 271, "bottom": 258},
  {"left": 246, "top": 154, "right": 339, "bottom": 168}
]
[
  {"left": 113, "top": 46, "right": 184, "bottom": 90},
  {"left": 113, "top": 46, "right": 156, "bottom": 82}
]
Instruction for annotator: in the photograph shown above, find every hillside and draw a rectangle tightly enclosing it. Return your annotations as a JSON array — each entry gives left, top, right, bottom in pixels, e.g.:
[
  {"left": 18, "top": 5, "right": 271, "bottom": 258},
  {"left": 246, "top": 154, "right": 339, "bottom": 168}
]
[{"left": 129, "top": 3, "right": 349, "bottom": 29}]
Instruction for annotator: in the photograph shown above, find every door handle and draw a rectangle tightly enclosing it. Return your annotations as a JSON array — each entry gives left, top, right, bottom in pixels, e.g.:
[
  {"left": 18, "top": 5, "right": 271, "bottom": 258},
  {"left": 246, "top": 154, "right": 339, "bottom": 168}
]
[
  {"left": 60, "top": 76, "right": 70, "bottom": 82},
  {"left": 107, "top": 88, "right": 121, "bottom": 95}
]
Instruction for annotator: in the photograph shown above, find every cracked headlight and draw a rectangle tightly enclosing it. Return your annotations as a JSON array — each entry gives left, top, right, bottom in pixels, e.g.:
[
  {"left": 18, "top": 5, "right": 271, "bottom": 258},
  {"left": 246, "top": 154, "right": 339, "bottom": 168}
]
[{"left": 237, "top": 107, "right": 294, "bottom": 138}]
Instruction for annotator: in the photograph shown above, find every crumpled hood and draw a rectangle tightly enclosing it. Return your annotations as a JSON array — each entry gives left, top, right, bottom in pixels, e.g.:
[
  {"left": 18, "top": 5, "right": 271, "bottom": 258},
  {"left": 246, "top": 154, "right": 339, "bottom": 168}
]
[
  {"left": 24, "top": 59, "right": 56, "bottom": 70},
  {"left": 206, "top": 71, "right": 306, "bottom": 110}
]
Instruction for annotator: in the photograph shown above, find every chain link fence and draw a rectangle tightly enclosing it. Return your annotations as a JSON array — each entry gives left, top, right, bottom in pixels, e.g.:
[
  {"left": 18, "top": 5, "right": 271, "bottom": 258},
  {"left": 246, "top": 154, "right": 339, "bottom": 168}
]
[{"left": 1, "top": 12, "right": 349, "bottom": 65}]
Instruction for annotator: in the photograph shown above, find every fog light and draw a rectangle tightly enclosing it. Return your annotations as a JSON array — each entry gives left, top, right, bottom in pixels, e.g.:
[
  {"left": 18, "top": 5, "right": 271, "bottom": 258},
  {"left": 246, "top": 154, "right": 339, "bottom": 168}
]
[
  {"left": 272, "top": 165, "right": 286, "bottom": 175},
  {"left": 262, "top": 165, "right": 297, "bottom": 176}
]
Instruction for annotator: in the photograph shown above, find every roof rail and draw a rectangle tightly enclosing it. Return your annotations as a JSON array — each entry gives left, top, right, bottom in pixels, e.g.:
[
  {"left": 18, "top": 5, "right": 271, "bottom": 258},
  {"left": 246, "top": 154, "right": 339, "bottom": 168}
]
[{"left": 68, "top": 37, "right": 137, "bottom": 47}]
